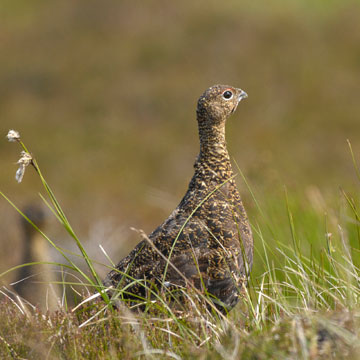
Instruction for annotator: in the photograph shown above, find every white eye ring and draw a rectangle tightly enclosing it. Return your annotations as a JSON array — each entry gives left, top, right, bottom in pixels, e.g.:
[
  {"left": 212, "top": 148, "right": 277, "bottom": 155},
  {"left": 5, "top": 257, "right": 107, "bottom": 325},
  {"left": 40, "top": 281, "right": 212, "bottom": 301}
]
[{"left": 222, "top": 90, "right": 233, "bottom": 100}]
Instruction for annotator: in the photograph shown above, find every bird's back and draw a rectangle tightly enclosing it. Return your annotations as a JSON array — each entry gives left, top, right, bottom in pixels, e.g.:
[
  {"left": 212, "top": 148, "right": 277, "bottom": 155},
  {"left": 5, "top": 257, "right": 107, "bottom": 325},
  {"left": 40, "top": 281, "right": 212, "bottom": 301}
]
[{"left": 104, "top": 147, "right": 252, "bottom": 310}]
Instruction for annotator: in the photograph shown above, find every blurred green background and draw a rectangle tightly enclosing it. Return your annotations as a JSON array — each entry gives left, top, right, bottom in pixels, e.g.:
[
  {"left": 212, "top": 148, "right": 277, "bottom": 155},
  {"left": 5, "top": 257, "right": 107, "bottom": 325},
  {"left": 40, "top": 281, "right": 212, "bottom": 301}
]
[{"left": 1, "top": 0, "right": 360, "bottom": 283}]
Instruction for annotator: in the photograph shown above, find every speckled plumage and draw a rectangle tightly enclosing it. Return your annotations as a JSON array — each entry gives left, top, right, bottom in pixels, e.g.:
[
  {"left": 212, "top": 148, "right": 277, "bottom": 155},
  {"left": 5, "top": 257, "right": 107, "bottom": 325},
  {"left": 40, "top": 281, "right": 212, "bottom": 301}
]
[{"left": 104, "top": 85, "right": 253, "bottom": 311}]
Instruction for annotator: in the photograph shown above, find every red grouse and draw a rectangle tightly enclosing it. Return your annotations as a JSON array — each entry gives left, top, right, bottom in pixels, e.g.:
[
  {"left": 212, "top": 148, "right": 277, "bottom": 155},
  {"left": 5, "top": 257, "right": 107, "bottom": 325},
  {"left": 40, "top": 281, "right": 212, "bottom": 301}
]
[{"left": 104, "top": 85, "right": 253, "bottom": 312}]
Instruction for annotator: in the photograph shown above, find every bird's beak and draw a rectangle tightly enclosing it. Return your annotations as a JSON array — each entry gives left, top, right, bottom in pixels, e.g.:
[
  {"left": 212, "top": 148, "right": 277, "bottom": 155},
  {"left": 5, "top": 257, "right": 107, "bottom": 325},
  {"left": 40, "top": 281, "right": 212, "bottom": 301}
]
[{"left": 238, "top": 89, "right": 248, "bottom": 102}]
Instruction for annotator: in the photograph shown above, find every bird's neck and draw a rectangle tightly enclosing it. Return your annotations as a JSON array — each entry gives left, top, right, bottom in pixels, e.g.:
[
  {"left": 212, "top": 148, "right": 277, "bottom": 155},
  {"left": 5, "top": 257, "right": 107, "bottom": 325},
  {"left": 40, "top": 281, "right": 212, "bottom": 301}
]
[
  {"left": 22, "top": 229, "right": 49, "bottom": 264},
  {"left": 196, "top": 121, "right": 233, "bottom": 175}
]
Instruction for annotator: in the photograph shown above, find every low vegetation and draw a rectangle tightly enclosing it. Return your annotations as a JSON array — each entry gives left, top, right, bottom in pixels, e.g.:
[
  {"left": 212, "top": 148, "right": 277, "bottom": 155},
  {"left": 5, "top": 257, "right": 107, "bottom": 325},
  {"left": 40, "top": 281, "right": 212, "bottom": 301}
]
[{"left": 1, "top": 134, "right": 360, "bottom": 359}]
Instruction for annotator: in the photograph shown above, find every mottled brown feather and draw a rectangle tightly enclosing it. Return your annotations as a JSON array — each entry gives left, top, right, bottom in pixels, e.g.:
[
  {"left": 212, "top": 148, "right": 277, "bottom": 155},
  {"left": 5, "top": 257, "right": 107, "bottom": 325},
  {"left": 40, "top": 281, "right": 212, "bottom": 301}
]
[{"left": 104, "top": 85, "right": 253, "bottom": 311}]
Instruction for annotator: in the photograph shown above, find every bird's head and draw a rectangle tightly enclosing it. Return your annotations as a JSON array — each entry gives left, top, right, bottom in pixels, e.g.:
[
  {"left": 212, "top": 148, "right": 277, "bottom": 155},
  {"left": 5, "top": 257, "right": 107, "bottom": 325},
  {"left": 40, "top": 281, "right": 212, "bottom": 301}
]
[{"left": 196, "top": 85, "right": 248, "bottom": 127}]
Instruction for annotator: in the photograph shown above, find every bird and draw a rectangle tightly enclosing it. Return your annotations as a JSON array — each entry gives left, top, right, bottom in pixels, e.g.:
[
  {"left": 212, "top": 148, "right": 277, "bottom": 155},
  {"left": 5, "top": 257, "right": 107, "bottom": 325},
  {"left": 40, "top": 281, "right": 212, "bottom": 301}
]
[
  {"left": 12, "top": 204, "right": 60, "bottom": 310},
  {"left": 103, "top": 84, "right": 253, "bottom": 312}
]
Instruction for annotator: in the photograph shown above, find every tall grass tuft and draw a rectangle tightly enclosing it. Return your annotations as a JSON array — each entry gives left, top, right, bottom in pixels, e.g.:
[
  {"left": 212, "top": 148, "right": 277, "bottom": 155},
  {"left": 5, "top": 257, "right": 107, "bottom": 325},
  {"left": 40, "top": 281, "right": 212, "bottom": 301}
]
[{"left": 1, "top": 131, "right": 110, "bottom": 305}]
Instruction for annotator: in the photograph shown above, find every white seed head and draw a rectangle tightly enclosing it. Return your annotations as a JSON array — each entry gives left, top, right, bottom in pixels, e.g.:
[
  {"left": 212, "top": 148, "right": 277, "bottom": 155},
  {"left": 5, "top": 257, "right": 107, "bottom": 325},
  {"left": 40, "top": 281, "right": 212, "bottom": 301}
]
[
  {"left": 15, "top": 165, "right": 26, "bottom": 183},
  {"left": 6, "top": 129, "right": 20, "bottom": 142},
  {"left": 17, "top": 151, "right": 32, "bottom": 165},
  {"left": 15, "top": 151, "right": 33, "bottom": 183}
]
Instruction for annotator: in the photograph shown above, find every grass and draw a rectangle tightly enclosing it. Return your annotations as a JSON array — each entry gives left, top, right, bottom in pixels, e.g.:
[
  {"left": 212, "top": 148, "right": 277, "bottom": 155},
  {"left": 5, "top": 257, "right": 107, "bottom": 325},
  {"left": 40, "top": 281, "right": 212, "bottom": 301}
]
[{"left": 0, "top": 134, "right": 360, "bottom": 359}]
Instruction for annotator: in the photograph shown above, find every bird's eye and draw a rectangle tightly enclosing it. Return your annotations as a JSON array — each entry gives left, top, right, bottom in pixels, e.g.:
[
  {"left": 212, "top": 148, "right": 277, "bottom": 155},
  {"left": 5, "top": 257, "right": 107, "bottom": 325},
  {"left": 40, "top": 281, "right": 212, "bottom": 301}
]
[{"left": 223, "top": 90, "right": 233, "bottom": 100}]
